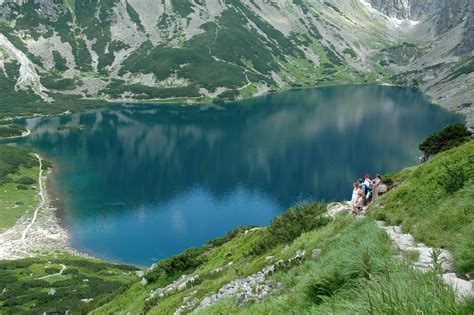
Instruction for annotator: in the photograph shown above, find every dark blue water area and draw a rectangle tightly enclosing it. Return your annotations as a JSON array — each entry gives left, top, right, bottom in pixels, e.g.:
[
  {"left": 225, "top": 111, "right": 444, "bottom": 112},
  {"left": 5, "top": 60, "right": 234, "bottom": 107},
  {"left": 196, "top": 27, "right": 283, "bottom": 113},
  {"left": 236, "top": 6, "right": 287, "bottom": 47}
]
[{"left": 10, "top": 85, "right": 462, "bottom": 266}]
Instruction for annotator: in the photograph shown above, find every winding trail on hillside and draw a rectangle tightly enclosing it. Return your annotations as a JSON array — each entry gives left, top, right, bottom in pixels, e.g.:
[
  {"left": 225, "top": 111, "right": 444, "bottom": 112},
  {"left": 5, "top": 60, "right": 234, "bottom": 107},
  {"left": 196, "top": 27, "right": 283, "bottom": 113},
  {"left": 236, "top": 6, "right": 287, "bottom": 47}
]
[
  {"left": 0, "top": 129, "right": 31, "bottom": 140},
  {"left": 37, "top": 264, "right": 67, "bottom": 280},
  {"left": 21, "top": 154, "right": 45, "bottom": 241}
]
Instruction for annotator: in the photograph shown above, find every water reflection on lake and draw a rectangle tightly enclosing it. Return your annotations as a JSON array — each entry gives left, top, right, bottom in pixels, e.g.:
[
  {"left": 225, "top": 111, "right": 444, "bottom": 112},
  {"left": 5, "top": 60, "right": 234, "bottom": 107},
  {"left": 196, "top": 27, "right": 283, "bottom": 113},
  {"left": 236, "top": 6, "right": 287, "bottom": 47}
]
[{"left": 13, "top": 85, "right": 461, "bottom": 265}]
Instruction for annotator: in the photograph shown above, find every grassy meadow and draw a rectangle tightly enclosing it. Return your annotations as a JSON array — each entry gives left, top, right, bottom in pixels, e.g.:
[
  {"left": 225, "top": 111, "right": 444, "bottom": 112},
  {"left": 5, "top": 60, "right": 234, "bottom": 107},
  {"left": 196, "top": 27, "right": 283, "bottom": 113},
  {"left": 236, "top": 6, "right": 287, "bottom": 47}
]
[{"left": 0, "top": 145, "right": 40, "bottom": 232}]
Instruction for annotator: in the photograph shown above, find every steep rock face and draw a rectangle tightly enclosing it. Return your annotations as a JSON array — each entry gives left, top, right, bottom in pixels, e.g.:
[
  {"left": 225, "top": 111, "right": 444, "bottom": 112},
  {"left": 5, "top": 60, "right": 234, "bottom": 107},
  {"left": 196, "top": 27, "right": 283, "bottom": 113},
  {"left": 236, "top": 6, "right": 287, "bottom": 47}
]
[
  {"left": 436, "top": 0, "right": 473, "bottom": 55},
  {"left": 369, "top": 0, "right": 472, "bottom": 41},
  {"left": 368, "top": 0, "right": 442, "bottom": 20}
]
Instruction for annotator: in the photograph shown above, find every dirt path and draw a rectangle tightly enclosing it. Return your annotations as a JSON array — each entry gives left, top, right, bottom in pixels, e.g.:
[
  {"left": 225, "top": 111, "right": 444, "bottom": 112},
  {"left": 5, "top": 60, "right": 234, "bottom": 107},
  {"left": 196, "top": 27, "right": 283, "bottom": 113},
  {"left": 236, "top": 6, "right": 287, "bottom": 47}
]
[
  {"left": 37, "top": 263, "right": 67, "bottom": 280},
  {"left": 21, "top": 154, "right": 44, "bottom": 241},
  {"left": 0, "top": 129, "right": 31, "bottom": 140}
]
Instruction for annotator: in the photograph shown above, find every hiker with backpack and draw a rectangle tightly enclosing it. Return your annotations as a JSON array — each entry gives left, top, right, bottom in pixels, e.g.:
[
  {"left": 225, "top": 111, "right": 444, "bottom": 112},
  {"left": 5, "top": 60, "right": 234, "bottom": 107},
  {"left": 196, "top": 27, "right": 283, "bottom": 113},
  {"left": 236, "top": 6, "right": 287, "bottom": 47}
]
[{"left": 357, "top": 175, "right": 371, "bottom": 204}]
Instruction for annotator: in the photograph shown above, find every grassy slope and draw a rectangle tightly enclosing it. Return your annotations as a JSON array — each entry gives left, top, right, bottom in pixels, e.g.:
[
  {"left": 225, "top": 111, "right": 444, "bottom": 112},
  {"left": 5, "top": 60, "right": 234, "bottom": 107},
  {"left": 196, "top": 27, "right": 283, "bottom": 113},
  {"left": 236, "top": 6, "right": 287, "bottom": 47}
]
[
  {"left": 200, "top": 140, "right": 474, "bottom": 313},
  {"left": 201, "top": 218, "right": 465, "bottom": 315},
  {"left": 0, "top": 166, "right": 38, "bottom": 233},
  {"left": 368, "top": 140, "right": 474, "bottom": 273},
  {"left": 0, "top": 145, "right": 39, "bottom": 232},
  {"left": 97, "top": 216, "right": 470, "bottom": 314}
]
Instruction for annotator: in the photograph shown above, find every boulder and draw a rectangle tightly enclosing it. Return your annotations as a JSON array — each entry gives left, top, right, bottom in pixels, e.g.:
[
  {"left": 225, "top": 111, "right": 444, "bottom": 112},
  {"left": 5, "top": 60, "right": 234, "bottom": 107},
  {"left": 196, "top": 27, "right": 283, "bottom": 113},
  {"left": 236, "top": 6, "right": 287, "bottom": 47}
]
[
  {"left": 327, "top": 202, "right": 352, "bottom": 217},
  {"left": 442, "top": 273, "right": 474, "bottom": 301}
]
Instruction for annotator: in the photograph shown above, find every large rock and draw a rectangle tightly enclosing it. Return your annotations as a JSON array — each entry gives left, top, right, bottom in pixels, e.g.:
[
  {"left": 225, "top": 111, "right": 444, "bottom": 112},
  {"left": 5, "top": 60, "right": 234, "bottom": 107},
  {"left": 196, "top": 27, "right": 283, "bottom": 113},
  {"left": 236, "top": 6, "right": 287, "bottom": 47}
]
[
  {"left": 327, "top": 202, "right": 352, "bottom": 217},
  {"left": 442, "top": 273, "right": 474, "bottom": 301}
]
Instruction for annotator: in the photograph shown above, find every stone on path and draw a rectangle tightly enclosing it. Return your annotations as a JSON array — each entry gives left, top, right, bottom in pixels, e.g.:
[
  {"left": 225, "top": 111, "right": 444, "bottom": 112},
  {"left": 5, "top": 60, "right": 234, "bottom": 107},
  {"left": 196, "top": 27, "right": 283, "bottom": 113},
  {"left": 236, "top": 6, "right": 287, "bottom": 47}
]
[{"left": 442, "top": 273, "right": 474, "bottom": 302}]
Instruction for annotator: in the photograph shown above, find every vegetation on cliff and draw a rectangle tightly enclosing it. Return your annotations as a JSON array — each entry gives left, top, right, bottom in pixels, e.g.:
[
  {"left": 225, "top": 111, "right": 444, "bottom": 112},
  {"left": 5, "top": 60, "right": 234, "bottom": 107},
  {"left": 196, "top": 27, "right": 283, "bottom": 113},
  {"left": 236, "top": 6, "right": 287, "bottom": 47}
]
[{"left": 418, "top": 123, "right": 471, "bottom": 158}]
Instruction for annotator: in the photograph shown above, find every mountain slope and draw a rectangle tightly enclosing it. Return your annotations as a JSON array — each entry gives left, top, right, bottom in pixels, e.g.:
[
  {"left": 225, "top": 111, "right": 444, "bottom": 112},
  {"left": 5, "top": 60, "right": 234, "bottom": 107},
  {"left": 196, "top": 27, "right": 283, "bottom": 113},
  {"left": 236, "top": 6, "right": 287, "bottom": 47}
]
[{"left": 0, "top": 0, "right": 472, "bottom": 126}]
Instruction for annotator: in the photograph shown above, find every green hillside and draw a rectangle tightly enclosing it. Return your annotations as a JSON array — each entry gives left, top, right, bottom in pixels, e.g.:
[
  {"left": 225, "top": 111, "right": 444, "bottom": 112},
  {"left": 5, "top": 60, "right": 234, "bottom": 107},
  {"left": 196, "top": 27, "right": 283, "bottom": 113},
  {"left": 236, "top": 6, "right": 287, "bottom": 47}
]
[{"left": 0, "top": 145, "right": 40, "bottom": 232}]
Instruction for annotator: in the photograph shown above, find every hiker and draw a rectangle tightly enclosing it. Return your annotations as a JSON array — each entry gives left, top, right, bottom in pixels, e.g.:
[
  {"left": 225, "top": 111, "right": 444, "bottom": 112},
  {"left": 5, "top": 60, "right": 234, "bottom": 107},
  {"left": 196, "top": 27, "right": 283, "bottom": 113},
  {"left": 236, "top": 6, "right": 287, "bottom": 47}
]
[
  {"left": 351, "top": 182, "right": 359, "bottom": 212},
  {"left": 363, "top": 174, "right": 372, "bottom": 203},
  {"left": 373, "top": 174, "right": 381, "bottom": 200},
  {"left": 354, "top": 190, "right": 364, "bottom": 215},
  {"left": 358, "top": 178, "right": 364, "bottom": 193}
]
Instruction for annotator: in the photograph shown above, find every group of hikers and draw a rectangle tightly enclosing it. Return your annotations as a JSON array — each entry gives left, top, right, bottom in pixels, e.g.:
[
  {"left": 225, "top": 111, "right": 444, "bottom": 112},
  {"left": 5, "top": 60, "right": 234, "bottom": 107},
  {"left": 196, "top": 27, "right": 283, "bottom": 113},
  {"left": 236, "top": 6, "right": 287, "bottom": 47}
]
[{"left": 351, "top": 174, "right": 381, "bottom": 215}]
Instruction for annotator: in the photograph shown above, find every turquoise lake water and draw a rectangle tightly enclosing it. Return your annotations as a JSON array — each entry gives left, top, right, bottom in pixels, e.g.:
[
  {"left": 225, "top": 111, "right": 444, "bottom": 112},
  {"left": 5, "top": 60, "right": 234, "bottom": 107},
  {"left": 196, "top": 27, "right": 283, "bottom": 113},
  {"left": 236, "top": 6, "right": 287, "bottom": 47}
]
[{"left": 12, "top": 86, "right": 461, "bottom": 266}]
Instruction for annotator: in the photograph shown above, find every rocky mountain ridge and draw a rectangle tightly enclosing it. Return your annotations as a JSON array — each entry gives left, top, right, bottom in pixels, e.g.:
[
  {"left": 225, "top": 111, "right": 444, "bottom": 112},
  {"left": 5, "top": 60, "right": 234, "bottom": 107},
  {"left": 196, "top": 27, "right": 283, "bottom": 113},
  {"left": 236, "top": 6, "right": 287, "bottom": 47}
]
[
  {"left": 368, "top": 0, "right": 442, "bottom": 20},
  {"left": 0, "top": 0, "right": 472, "bottom": 127}
]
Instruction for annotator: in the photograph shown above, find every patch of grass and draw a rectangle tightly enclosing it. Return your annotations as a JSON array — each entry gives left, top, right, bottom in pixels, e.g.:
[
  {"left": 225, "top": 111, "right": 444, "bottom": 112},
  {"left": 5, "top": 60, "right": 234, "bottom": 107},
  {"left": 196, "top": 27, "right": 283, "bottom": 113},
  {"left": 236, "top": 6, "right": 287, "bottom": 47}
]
[
  {"left": 0, "top": 145, "right": 38, "bottom": 179},
  {"left": 15, "top": 176, "right": 35, "bottom": 185},
  {"left": 342, "top": 47, "right": 357, "bottom": 58},
  {"left": 40, "top": 77, "right": 76, "bottom": 91},
  {"left": 249, "top": 202, "right": 330, "bottom": 255},
  {"left": 444, "top": 56, "right": 474, "bottom": 82},
  {"left": 52, "top": 51, "right": 69, "bottom": 72},
  {"left": 0, "top": 146, "right": 40, "bottom": 231},
  {"left": 403, "top": 249, "right": 420, "bottom": 263},
  {"left": 144, "top": 248, "right": 206, "bottom": 285}
]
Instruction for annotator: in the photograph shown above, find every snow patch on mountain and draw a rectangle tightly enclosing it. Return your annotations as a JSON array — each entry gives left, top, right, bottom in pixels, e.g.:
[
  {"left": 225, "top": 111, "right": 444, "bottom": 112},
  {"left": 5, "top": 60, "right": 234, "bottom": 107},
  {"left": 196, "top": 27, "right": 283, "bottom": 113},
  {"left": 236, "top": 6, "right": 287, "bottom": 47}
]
[{"left": 359, "top": 0, "right": 419, "bottom": 30}]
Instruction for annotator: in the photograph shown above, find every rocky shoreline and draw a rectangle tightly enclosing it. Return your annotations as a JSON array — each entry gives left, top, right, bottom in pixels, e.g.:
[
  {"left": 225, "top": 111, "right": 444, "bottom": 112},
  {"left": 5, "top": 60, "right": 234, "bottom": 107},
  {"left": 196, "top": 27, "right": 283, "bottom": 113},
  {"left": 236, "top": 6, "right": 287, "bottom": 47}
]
[{"left": 0, "top": 156, "right": 83, "bottom": 260}]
